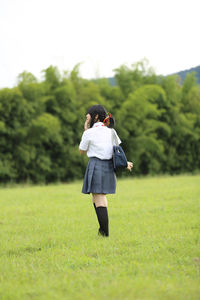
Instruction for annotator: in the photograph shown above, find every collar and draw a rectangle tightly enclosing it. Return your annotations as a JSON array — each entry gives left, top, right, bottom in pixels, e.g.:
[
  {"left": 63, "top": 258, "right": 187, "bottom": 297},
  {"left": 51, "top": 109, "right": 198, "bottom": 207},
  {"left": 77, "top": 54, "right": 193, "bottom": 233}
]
[{"left": 92, "top": 122, "right": 105, "bottom": 128}]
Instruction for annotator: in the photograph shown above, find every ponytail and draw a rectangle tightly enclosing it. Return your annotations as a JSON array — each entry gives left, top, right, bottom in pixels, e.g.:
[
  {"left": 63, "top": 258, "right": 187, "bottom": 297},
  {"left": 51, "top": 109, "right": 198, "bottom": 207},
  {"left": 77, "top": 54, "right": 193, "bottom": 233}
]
[{"left": 103, "top": 112, "right": 115, "bottom": 128}]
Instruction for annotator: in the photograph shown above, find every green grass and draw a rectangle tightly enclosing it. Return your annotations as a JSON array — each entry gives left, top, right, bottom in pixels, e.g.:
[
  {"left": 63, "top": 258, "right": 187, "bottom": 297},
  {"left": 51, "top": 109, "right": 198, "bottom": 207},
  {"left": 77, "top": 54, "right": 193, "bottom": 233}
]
[{"left": 0, "top": 175, "right": 200, "bottom": 300}]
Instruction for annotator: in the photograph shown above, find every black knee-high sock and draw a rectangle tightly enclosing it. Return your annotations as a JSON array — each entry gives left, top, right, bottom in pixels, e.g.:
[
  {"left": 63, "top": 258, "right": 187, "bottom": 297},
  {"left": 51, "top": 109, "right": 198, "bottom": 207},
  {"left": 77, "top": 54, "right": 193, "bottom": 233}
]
[
  {"left": 93, "top": 203, "right": 97, "bottom": 214},
  {"left": 96, "top": 206, "right": 109, "bottom": 237},
  {"left": 93, "top": 203, "right": 100, "bottom": 229}
]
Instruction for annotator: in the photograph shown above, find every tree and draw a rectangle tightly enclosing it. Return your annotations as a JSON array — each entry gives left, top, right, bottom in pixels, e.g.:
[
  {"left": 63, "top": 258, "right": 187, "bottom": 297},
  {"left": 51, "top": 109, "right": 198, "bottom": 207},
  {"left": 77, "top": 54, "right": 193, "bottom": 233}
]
[
  {"left": 114, "top": 58, "right": 157, "bottom": 98},
  {"left": 117, "top": 84, "right": 168, "bottom": 174}
]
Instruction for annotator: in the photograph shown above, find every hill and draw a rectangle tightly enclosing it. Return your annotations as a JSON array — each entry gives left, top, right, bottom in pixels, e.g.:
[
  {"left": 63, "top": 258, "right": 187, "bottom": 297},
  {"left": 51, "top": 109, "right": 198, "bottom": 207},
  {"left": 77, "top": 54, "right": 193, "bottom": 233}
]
[
  {"left": 106, "top": 65, "right": 200, "bottom": 85},
  {"left": 172, "top": 65, "right": 200, "bottom": 84}
]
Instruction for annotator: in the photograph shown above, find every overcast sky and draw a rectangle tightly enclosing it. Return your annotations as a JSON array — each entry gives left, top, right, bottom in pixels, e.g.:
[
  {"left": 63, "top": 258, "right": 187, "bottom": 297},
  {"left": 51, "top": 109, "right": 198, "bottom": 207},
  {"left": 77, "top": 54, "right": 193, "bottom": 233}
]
[{"left": 0, "top": 0, "right": 200, "bottom": 88}]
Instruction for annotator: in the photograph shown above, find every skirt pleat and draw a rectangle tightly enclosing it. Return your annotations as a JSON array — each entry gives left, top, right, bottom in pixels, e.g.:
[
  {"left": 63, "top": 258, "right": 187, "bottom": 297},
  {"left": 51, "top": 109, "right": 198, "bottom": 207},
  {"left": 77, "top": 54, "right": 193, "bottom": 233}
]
[{"left": 82, "top": 157, "right": 116, "bottom": 194}]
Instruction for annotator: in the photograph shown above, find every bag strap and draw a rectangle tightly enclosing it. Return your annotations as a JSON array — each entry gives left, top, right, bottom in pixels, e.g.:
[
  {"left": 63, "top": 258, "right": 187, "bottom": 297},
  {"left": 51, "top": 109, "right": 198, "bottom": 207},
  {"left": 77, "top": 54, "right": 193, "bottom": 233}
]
[{"left": 111, "top": 129, "right": 119, "bottom": 146}]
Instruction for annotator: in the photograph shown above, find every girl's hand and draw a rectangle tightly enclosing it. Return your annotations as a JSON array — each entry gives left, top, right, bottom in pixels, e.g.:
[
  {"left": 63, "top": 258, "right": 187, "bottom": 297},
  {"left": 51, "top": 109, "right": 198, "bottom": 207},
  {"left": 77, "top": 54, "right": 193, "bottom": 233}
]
[
  {"left": 127, "top": 161, "right": 133, "bottom": 171},
  {"left": 84, "top": 114, "right": 91, "bottom": 130}
]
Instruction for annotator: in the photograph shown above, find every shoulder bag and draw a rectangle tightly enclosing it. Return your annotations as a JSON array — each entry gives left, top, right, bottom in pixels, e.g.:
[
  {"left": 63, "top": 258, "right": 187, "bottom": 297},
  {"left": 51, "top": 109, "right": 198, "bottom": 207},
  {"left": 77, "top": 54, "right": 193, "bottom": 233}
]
[{"left": 111, "top": 129, "right": 128, "bottom": 172}]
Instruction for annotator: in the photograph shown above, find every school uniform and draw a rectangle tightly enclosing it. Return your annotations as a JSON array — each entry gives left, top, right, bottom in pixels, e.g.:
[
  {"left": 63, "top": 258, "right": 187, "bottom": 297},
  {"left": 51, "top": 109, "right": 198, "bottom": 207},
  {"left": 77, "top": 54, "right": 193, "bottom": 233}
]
[{"left": 79, "top": 122, "right": 121, "bottom": 194}]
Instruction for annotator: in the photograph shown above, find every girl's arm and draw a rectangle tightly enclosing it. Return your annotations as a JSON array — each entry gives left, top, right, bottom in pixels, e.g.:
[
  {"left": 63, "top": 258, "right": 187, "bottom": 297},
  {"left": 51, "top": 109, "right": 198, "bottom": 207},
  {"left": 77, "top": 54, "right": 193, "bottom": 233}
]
[
  {"left": 79, "top": 115, "right": 91, "bottom": 155},
  {"left": 79, "top": 148, "right": 87, "bottom": 155}
]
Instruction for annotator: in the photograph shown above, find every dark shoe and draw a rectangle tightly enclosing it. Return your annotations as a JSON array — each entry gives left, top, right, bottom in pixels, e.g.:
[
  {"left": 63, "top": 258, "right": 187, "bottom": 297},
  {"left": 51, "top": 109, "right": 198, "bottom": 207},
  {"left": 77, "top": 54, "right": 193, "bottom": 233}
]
[{"left": 98, "top": 228, "right": 106, "bottom": 236}]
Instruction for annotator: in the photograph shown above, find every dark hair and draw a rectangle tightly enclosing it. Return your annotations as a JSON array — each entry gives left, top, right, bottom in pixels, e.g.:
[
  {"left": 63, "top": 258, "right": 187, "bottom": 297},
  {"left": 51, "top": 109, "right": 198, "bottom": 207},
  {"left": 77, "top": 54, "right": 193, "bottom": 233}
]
[{"left": 87, "top": 105, "right": 115, "bottom": 128}]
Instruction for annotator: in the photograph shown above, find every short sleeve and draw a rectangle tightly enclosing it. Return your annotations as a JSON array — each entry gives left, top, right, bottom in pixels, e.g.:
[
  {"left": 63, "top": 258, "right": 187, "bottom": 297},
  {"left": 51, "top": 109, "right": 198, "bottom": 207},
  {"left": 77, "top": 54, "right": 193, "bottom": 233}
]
[
  {"left": 79, "top": 130, "right": 90, "bottom": 151},
  {"left": 113, "top": 129, "right": 122, "bottom": 145},
  {"left": 116, "top": 133, "right": 122, "bottom": 145}
]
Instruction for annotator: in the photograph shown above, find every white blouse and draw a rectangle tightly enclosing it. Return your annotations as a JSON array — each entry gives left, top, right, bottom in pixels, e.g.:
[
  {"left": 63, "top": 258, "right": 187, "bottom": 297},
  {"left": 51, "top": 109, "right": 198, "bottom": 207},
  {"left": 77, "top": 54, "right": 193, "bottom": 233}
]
[{"left": 79, "top": 122, "right": 122, "bottom": 160}]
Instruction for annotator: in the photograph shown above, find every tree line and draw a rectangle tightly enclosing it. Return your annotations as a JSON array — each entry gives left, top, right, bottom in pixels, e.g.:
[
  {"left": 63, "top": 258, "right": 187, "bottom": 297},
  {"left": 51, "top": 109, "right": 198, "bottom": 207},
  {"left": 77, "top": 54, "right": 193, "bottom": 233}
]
[{"left": 0, "top": 59, "right": 200, "bottom": 184}]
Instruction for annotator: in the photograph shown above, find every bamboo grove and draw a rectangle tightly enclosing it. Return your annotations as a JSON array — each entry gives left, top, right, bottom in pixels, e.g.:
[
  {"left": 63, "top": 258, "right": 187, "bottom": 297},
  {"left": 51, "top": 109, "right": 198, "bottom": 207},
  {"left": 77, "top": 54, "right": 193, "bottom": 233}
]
[{"left": 0, "top": 60, "right": 200, "bottom": 183}]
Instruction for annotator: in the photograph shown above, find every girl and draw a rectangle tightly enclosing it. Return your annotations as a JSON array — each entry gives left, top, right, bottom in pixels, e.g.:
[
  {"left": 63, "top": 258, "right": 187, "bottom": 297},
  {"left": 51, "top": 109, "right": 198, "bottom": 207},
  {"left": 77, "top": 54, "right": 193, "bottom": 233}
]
[{"left": 79, "top": 105, "right": 133, "bottom": 237}]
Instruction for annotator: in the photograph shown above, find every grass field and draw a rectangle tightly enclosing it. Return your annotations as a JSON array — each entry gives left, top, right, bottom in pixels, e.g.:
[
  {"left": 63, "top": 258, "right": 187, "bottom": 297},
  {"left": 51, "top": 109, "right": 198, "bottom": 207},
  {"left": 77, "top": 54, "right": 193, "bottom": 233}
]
[{"left": 0, "top": 175, "right": 200, "bottom": 300}]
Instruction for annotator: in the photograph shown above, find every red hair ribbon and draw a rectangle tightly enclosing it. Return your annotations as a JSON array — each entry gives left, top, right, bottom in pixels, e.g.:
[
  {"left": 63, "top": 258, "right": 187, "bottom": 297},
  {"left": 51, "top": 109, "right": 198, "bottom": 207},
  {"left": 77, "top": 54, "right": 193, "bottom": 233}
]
[{"left": 103, "top": 112, "right": 111, "bottom": 126}]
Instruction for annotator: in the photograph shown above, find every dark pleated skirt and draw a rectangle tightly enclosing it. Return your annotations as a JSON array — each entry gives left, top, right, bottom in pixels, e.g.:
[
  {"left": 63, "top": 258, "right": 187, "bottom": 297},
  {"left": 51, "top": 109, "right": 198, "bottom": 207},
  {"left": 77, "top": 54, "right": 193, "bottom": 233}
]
[{"left": 82, "top": 157, "right": 116, "bottom": 194}]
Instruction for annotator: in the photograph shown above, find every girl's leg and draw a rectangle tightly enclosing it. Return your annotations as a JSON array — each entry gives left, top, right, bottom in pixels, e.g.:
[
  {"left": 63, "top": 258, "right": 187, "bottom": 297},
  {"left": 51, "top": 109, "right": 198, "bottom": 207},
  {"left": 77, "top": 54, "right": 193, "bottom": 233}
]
[
  {"left": 92, "top": 194, "right": 95, "bottom": 203},
  {"left": 93, "top": 193, "right": 108, "bottom": 207},
  {"left": 92, "top": 193, "right": 109, "bottom": 236},
  {"left": 92, "top": 196, "right": 100, "bottom": 232}
]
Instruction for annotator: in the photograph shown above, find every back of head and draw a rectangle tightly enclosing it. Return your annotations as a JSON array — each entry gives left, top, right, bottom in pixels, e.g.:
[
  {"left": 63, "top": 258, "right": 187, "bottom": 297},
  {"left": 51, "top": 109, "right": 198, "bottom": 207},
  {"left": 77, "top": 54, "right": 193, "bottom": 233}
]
[{"left": 87, "top": 104, "right": 115, "bottom": 128}]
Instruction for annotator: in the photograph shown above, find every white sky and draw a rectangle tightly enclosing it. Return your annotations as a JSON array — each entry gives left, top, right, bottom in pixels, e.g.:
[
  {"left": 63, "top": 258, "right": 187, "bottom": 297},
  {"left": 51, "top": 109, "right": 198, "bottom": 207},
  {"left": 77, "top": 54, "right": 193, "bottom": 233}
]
[{"left": 0, "top": 0, "right": 200, "bottom": 88}]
